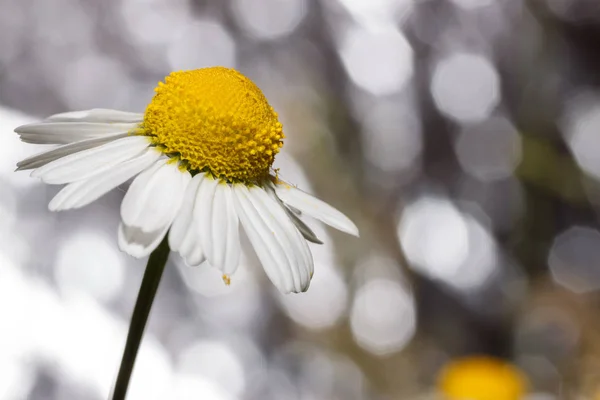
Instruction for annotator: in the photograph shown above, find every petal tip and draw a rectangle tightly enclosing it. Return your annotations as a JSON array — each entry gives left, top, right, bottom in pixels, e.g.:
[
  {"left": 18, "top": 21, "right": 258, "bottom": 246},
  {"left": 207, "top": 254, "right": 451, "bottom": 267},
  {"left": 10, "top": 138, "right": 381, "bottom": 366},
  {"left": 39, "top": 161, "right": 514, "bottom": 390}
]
[
  {"left": 29, "top": 169, "right": 41, "bottom": 178},
  {"left": 167, "top": 232, "right": 179, "bottom": 252},
  {"left": 14, "top": 125, "right": 28, "bottom": 134},
  {"left": 121, "top": 247, "right": 147, "bottom": 259},
  {"left": 117, "top": 223, "right": 166, "bottom": 259},
  {"left": 338, "top": 219, "right": 359, "bottom": 237},
  {"left": 117, "top": 238, "right": 148, "bottom": 259}
]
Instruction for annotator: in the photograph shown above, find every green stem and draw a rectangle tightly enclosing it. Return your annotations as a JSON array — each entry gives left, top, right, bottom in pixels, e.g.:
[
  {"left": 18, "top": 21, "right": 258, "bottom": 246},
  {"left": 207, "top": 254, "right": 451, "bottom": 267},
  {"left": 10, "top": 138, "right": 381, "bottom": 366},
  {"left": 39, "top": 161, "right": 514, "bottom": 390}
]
[{"left": 111, "top": 236, "right": 170, "bottom": 400}]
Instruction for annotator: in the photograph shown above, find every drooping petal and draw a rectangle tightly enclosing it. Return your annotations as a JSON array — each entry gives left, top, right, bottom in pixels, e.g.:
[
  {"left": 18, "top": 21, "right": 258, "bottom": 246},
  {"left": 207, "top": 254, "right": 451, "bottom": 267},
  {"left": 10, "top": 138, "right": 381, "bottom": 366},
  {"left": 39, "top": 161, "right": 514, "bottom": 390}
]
[
  {"left": 194, "top": 175, "right": 219, "bottom": 260},
  {"left": 16, "top": 133, "right": 129, "bottom": 171},
  {"left": 205, "top": 182, "right": 241, "bottom": 274},
  {"left": 233, "top": 184, "right": 313, "bottom": 294},
  {"left": 48, "top": 148, "right": 162, "bottom": 211},
  {"left": 47, "top": 109, "right": 143, "bottom": 123},
  {"left": 283, "top": 206, "right": 323, "bottom": 245},
  {"left": 179, "top": 228, "right": 199, "bottom": 261},
  {"left": 15, "top": 121, "right": 139, "bottom": 144},
  {"left": 193, "top": 177, "right": 241, "bottom": 274},
  {"left": 248, "top": 186, "right": 313, "bottom": 285},
  {"left": 121, "top": 159, "right": 191, "bottom": 234},
  {"left": 185, "top": 246, "right": 206, "bottom": 267},
  {"left": 255, "top": 183, "right": 313, "bottom": 290},
  {"left": 168, "top": 173, "right": 204, "bottom": 252},
  {"left": 233, "top": 185, "right": 291, "bottom": 292},
  {"left": 264, "top": 184, "right": 322, "bottom": 245},
  {"left": 118, "top": 223, "right": 170, "bottom": 259},
  {"left": 286, "top": 205, "right": 302, "bottom": 216},
  {"left": 273, "top": 181, "right": 359, "bottom": 237},
  {"left": 30, "top": 136, "right": 151, "bottom": 184},
  {"left": 169, "top": 174, "right": 210, "bottom": 267}
]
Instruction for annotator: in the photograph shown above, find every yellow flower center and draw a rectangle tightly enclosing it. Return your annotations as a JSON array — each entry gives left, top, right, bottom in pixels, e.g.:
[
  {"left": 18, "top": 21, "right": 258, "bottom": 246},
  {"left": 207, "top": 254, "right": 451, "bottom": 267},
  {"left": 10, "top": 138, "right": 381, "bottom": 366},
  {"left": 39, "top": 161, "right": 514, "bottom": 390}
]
[{"left": 141, "top": 67, "right": 284, "bottom": 182}]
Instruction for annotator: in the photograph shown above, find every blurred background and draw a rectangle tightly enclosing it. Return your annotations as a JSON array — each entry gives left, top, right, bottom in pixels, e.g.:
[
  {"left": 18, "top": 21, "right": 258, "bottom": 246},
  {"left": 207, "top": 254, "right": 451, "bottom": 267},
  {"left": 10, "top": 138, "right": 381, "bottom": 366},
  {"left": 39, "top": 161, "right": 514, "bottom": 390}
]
[{"left": 1, "top": 0, "right": 600, "bottom": 399}]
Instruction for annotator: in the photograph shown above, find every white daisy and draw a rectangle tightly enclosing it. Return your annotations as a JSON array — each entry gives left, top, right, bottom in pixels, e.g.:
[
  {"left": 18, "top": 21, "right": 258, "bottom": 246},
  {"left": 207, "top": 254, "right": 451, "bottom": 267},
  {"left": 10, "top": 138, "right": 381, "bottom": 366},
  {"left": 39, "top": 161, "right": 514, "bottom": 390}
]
[{"left": 14, "top": 67, "right": 358, "bottom": 293}]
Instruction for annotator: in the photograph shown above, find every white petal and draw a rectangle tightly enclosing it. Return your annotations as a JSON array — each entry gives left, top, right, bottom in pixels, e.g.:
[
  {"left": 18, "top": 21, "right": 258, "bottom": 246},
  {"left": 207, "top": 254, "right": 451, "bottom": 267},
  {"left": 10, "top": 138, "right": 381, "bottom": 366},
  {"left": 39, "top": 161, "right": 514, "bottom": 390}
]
[
  {"left": 194, "top": 176, "right": 241, "bottom": 274},
  {"left": 194, "top": 175, "right": 219, "bottom": 260},
  {"left": 284, "top": 206, "right": 323, "bottom": 245},
  {"left": 168, "top": 174, "right": 204, "bottom": 252},
  {"left": 16, "top": 132, "right": 128, "bottom": 171},
  {"left": 179, "top": 229, "right": 206, "bottom": 268},
  {"left": 48, "top": 148, "right": 162, "bottom": 211},
  {"left": 15, "top": 122, "right": 138, "bottom": 144},
  {"left": 121, "top": 159, "right": 191, "bottom": 233},
  {"left": 259, "top": 184, "right": 314, "bottom": 281},
  {"left": 47, "top": 109, "right": 143, "bottom": 123},
  {"left": 31, "top": 135, "right": 151, "bottom": 184},
  {"left": 118, "top": 223, "right": 169, "bottom": 258},
  {"left": 18, "top": 133, "right": 96, "bottom": 145},
  {"left": 273, "top": 182, "right": 359, "bottom": 237},
  {"left": 264, "top": 185, "right": 322, "bottom": 245},
  {"left": 233, "top": 185, "right": 291, "bottom": 293},
  {"left": 233, "top": 184, "right": 313, "bottom": 294},
  {"left": 178, "top": 198, "right": 203, "bottom": 260},
  {"left": 251, "top": 186, "right": 314, "bottom": 285},
  {"left": 287, "top": 205, "right": 302, "bottom": 216},
  {"left": 179, "top": 228, "right": 199, "bottom": 260},
  {"left": 171, "top": 175, "right": 207, "bottom": 267},
  {"left": 185, "top": 246, "right": 206, "bottom": 267},
  {"left": 204, "top": 182, "right": 241, "bottom": 274},
  {"left": 254, "top": 185, "right": 314, "bottom": 285}
]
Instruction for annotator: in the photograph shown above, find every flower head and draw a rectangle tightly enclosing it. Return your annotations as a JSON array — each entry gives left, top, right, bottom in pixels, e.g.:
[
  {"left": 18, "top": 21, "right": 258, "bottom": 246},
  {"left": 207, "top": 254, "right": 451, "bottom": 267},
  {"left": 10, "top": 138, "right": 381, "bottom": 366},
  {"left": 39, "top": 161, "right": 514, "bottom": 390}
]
[
  {"left": 437, "top": 356, "right": 528, "bottom": 400},
  {"left": 14, "top": 67, "right": 358, "bottom": 293}
]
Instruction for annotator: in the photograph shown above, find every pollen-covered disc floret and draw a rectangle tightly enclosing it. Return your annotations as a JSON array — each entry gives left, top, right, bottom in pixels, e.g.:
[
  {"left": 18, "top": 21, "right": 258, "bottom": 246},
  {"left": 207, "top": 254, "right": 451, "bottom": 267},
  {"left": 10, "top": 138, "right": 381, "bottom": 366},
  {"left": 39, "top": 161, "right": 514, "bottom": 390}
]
[{"left": 142, "top": 67, "right": 284, "bottom": 181}]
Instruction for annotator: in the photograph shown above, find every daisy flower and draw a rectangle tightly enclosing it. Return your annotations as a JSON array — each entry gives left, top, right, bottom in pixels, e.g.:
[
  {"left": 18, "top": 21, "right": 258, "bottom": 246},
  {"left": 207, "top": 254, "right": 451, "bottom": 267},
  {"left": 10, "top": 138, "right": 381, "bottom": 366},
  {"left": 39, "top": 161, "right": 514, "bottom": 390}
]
[{"left": 14, "top": 67, "right": 359, "bottom": 294}]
